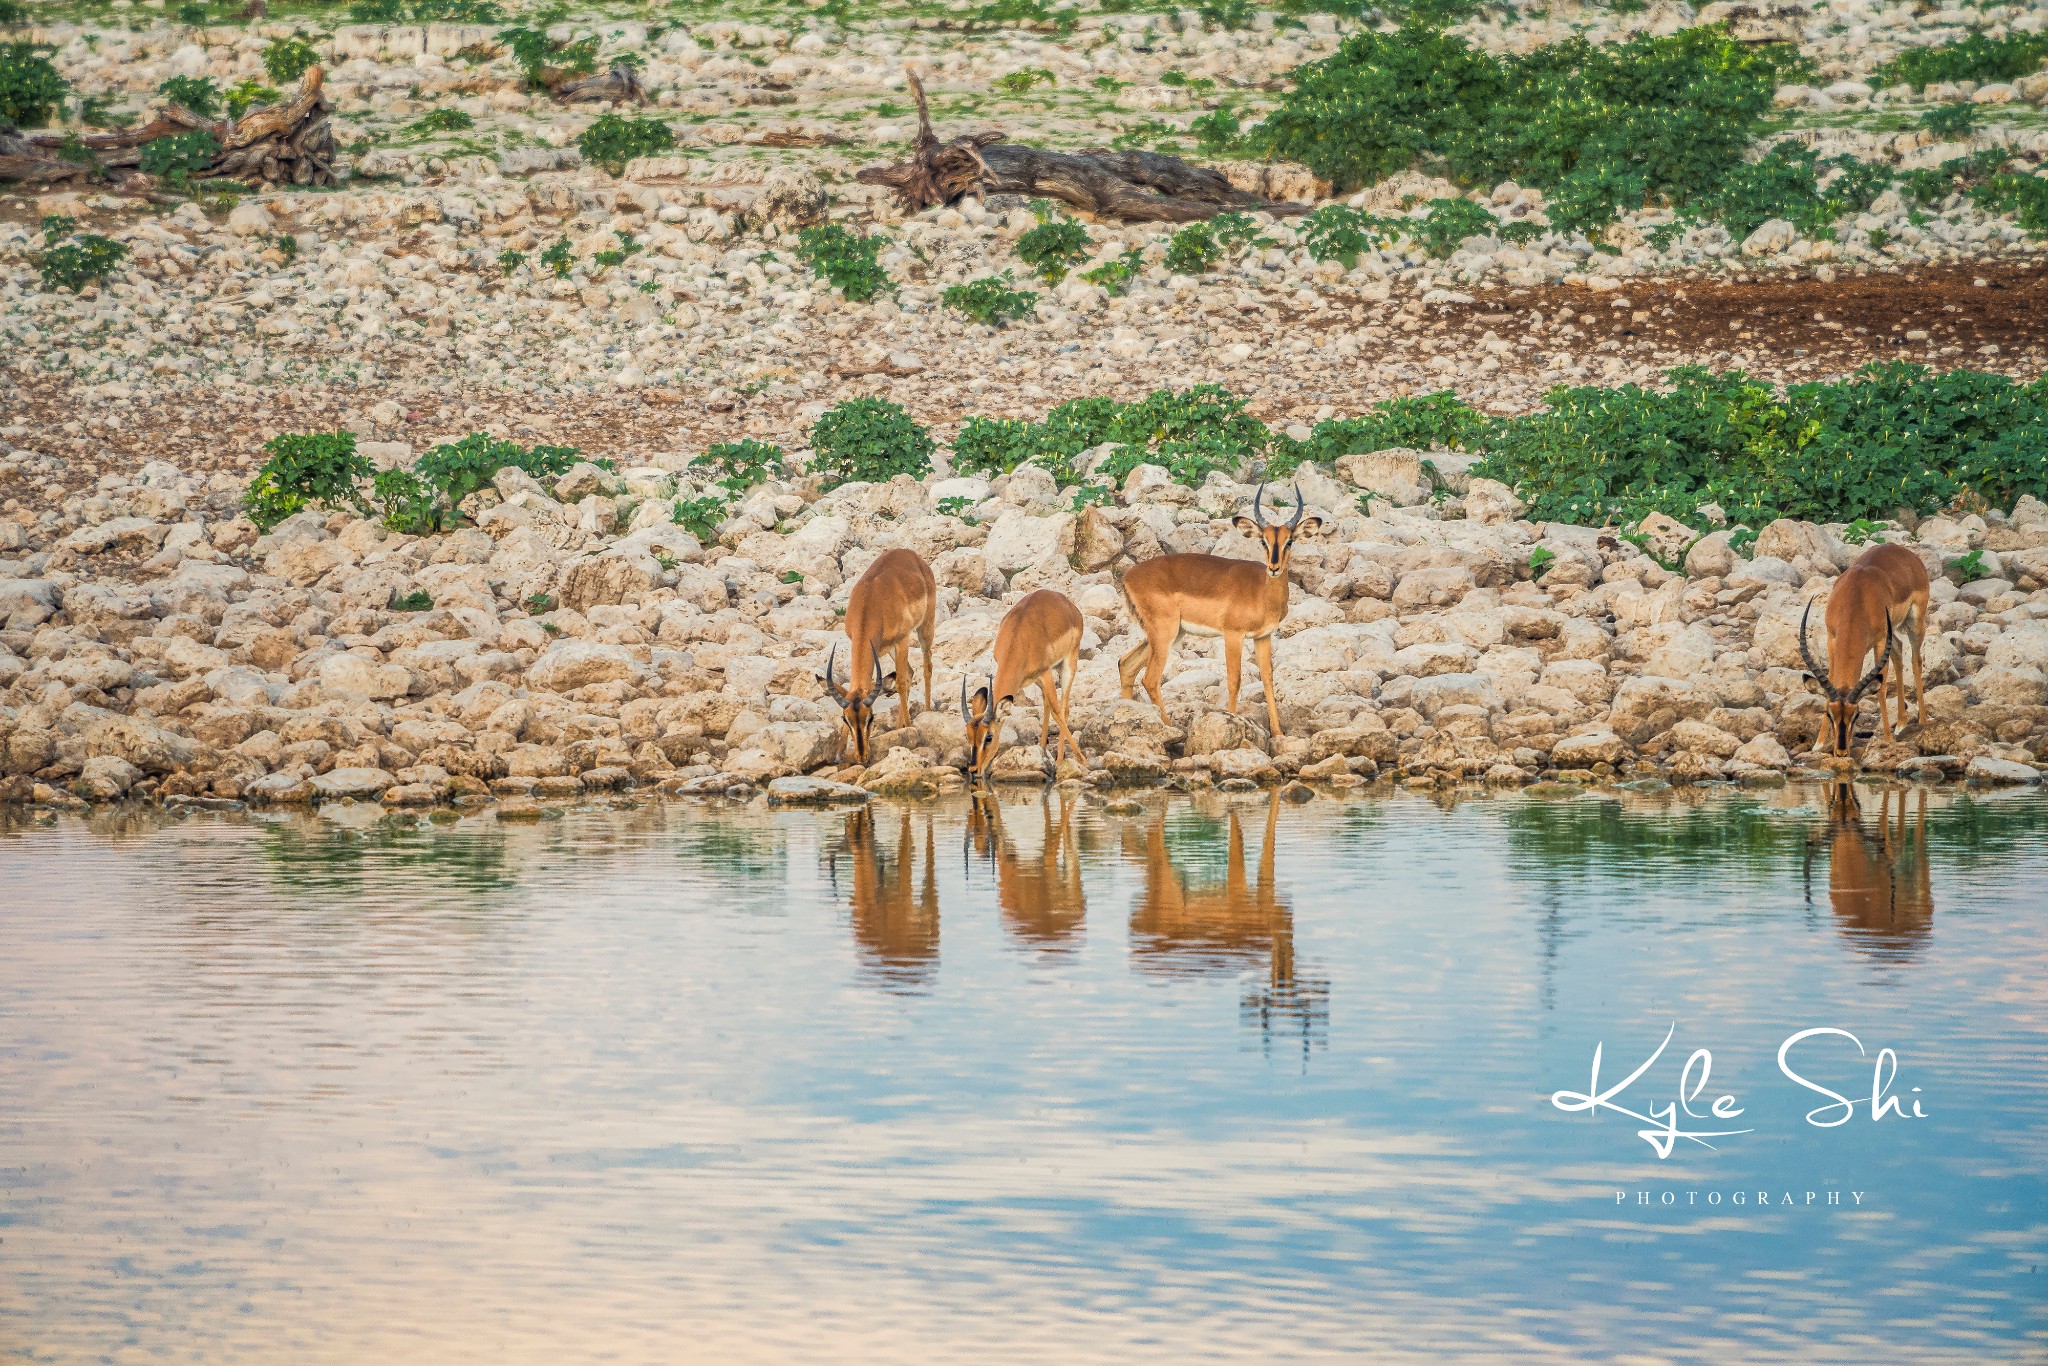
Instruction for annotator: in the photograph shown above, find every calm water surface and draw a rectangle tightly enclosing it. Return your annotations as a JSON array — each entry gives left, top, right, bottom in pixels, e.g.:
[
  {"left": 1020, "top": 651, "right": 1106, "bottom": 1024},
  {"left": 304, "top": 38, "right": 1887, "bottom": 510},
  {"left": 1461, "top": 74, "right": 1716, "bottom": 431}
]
[{"left": 2, "top": 784, "right": 2045, "bottom": 1363}]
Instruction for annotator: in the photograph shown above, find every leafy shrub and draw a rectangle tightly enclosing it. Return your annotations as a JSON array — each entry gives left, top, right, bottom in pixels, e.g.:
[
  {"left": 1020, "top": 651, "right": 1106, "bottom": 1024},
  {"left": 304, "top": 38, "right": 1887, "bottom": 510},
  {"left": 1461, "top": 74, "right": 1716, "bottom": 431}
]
[
  {"left": 1190, "top": 105, "right": 1241, "bottom": 155},
  {"left": 1918, "top": 102, "right": 1980, "bottom": 139},
  {"left": 1252, "top": 25, "right": 1803, "bottom": 235},
  {"left": 1527, "top": 546, "right": 1556, "bottom": 578},
  {"left": 158, "top": 75, "right": 220, "bottom": 115},
  {"left": 951, "top": 416, "right": 1040, "bottom": 477},
  {"left": 1691, "top": 142, "right": 1890, "bottom": 241},
  {"left": 38, "top": 231, "right": 128, "bottom": 293},
  {"left": 1874, "top": 32, "right": 2048, "bottom": 89},
  {"left": 809, "top": 398, "right": 936, "bottom": 488},
  {"left": 1081, "top": 246, "right": 1143, "bottom": 295},
  {"left": 407, "top": 106, "right": 474, "bottom": 136},
  {"left": 0, "top": 0, "right": 25, "bottom": 23},
  {"left": 496, "top": 248, "right": 526, "bottom": 275},
  {"left": 1095, "top": 385, "right": 1270, "bottom": 485},
  {"left": 225, "top": 79, "right": 279, "bottom": 118},
  {"left": 698, "top": 438, "right": 784, "bottom": 491},
  {"left": 577, "top": 112, "right": 673, "bottom": 174},
  {"left": 349, "top": 0, "right": 403, "bottom": 18},
  {"left": 1163, "top": 220, "right": 1222, "bottom": 274},
  {"left": 1950, "top": 548, "right": 1988, "bottom": 582},
  {"left": 672, "top": 495, "right": 729, "bottom": 542},
  {"left": 1411, "top": 196, "right": 1502, "bottom": 257},
  {"left": 374, "top": 432, "right": 583, "bottom": 533},
  {"left": 139, "top": 130, "right": 218, "bottom": 188},
  {"left": 943, "top": 272, "right": 1038, "bottom": 326},
  {"left": 539, "top": 236, "right": 575, "bottom": 278},
  {"left": 262, "top": 36, "right": 320, "bottom": 85},
  {"left": 796, "top": 224, "right": 890, "bottom": 302},
  {"left": 1469, "top": 364, "right": 2048, "bottom": 528},
  {"left": 1972, "top": 173, "right": 2048, "bottom": 238},
  {"left": 993, "top": 66, "right": 1056, "bottom": 93},
  {"left": 1015, "top": 205, "right": 1092, "bottom": 283},
  {"left": 1271, "top": 390, "right": 1495, "bottom": 472},
  {"left": 411, "top": 0, "right": 503, "bottom": 18},
  {"left": 0, "top": 42, "right": 66, "bottom": 128},
  {"left": 242, "top": 431, "right": 374, "bottom": 531},
  {"left": 175, "top": 2, "right": 207, "bottom": 23},
  {"left": 497, "top": 25, "right": 596, "bottom": 89},
  {"left": 592, "top": 229, "right": 642, "bottom": 269},
  {"left": 1300, "top": 203, "right": 1395, "bottom": 266},
  {"left": 1208, "top": 210, "right": 1271, "bottom": 257},
  {"left": 388, "top": 588, "right": 435, "bottom": 612}
]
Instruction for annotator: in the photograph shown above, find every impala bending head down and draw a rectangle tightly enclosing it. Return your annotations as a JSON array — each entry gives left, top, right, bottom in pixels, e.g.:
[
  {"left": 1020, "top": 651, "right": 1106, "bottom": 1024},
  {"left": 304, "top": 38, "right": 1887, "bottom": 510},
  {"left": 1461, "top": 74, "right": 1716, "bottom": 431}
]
[
  {"left": 962, "top": 588, "right": 1087, "bottom": 785},
  {"left": 1798, "top": 543, "right": 1932, "bottom": 757},
  {"left": 820, "top": 642, "right": 891, "bottom": 765}
]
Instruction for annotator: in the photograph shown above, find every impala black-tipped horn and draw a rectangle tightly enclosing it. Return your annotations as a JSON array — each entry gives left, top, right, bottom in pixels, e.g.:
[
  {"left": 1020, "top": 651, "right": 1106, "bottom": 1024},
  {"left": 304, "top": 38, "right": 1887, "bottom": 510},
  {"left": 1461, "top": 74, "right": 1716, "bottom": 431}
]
[
  {"left": 821, "top": 642, "right": 846, "bottom": 702},
  {"left": 960, "top": 674, "right": 971, "bottom": 724},
  {"left": 1850, "top": 611, "right": 1896, "bottom": 701},
  {"left": 867, "top": 644, "right": 890, "bottom": 702},
  {"left": 1797, "top": 602, "right": 1828, "bottom": 689},
  {"left": 1250, "top": 480, "right": 1269, "bottom": 527},
  {"left": 1287, "top": 482, "right": 1306, "bottom": 528}
]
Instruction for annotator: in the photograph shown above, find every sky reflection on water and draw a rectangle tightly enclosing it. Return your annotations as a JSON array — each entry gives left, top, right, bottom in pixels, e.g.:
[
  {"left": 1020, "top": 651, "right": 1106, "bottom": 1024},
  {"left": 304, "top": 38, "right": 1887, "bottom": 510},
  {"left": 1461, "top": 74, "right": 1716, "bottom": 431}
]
[{"left": 1, "top": 783, "right": 2044, "bottom": 1363}]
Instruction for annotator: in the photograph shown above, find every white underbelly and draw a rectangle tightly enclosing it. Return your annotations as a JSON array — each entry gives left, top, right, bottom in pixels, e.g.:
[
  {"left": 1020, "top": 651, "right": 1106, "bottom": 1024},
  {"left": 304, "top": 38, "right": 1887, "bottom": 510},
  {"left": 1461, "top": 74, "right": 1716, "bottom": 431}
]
[{"left": 1177, "top": 622, "right": 1225, "bottom": 639}]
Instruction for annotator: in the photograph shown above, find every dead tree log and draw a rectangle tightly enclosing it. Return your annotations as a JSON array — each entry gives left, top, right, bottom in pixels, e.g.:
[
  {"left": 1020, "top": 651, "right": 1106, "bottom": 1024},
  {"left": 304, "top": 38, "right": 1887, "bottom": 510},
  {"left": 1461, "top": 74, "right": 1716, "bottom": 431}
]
[
  {"left": 855, "top": 70, "right": 1305, "bottom": 222},
  {"left": 1, "top": 67, "right": 339, "bottom": 188},
  {"left": 547, "top": 62, "right": 646, "bottom": 104}
]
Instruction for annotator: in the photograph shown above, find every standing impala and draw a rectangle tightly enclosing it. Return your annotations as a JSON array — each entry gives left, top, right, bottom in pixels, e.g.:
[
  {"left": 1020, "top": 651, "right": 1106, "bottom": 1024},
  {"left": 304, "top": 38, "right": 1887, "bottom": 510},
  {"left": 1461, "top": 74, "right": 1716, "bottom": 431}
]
[
  {"left": 1799, "top": 542, "right": 1930, "bottom": 755},
  {"left": 1117, "top": 482, "right": 1323, "bottom": 739},
  {"left": 963, "top": 588, "right": 1087, "bottom": 782},
  {"left": 821, "top": 547, "right": 936, "bottom": 764}
]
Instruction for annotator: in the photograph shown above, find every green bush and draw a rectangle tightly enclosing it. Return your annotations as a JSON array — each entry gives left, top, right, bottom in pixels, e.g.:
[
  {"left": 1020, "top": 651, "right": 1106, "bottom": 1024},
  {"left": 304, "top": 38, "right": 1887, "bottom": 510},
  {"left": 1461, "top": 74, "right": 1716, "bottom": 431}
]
[
  {"left": 796, "top": 224, "right": 890, "bottom": 302},
  {"left": 157, "top": 75, "right": 220, "bottom": 115},
  {"left": 1015, "top": 205, "right": 1092, "bottom": 283},
  {"left": 1095, "top": 385, "right": 1270, "bottom": 485},
  {"left": 388, "top": 588, "right": 435, "bottom": 612},
  {"left": 539, "top": 235, "right": 576, "bottom": 277},
  {"left": 348, "top": 0, "right": 403, "bottom": 18},
  {"left": 1080, "top": 246, "right": 1143, "bottom": 296},
  {"left": 38, "top": 232, "right": 128, "bottom": 293},
  {"left": 1918, "top": 102, "right": 1980, "bottom": 139},
  {"left": 1252, "top": 25, "right": 1802, "bottom": 235},
  {"left": 262, "top": 36, "right": 320, "bottom": 85},
  {"left": 1874, "top": 32, "right": 2048, "bottom": 89},
  {"left": 496, "top": 248, "right": 526, "bottom": 276},
  {"left": 577, "top": 112, "right": 673, "bottom": 174},
  {"left": 373, "top": 432, "right": 584, "bottom": 534},
  {"left": 242, "top": 431, "right": 374, "bottom": 531},
  {"left": 0, "top": 1, "right": 25, "bottom": 24},
  {"left": 1299, "top": 204, "right": 1396, "bottom": 266},
  {"left": 943, "top": 272, "right": 1038, "bottom": 326},
  {"left": 410, "top": 0, "right": 504, "bottom": 19},
  {"left": 497, "top": 25, "right": 596, "bottom": 89},
  {"left": 0, "top": 42, "right": 67, "bottom": 128},
  {"left": 697, "top": 438, "right": 785, "bottom": 491},
  {"left": 951, "top": 416, "right": 1040, "bottom": 477},
  {"left": 407, "top": 106, "right": 474, "bottom": 136},
  {"left": 225, "top": 79, "right": 279, "bottom": 118},
  {"left": 1270, "top": 390, "right": 1494, "bottom": 473},
  {"left": 1691, "top": 142, "right": 1891, "bottom": 241},
  {"left": 1163, "top": 220, "right": 1222, "bottom": 274},
  {"left": 1973, "top": 173, "right": 2048, "bottom": 238},
  {"left": 809, "top": 398, "right": 935, "bottom": 488},
  {"left": 671, "top": 494, "right": 729, "bottom": 543},
  {"left": 1469, "top": 364, "right": 2048, "bottom": 527},
  {"left": 139, "top": 129, "right": 217, "bottom": 188}
]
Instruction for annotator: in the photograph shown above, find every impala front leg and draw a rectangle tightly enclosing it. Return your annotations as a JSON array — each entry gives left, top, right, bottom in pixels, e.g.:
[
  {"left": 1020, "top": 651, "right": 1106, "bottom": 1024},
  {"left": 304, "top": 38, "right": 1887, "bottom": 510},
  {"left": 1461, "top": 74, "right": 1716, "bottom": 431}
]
[
  {"left": 1254, "top": 632, "right": 1282, "bottom": 738},
  {"left": 894, "top": 638, "right": 914, "bottom": 724},
  {"left": 1222, "top": 632, "right": 1244, "bottom": 715}
]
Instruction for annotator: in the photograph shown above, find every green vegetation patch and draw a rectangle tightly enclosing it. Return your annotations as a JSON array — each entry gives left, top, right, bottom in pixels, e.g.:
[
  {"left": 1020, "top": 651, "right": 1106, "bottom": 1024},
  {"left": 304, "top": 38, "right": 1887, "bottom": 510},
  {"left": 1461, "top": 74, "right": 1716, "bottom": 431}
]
[
  {"left": 0, "top": 41, "right": 66, "bottom": 128},
  {"left": 810, "top": 398, "right": 935, "bottom": 488},
  {"left": 796, "top": 224, "right": 891, "bottom": 302},
  {"left": 1874, "top": 32, "right": 2048, "bottom": 90}
]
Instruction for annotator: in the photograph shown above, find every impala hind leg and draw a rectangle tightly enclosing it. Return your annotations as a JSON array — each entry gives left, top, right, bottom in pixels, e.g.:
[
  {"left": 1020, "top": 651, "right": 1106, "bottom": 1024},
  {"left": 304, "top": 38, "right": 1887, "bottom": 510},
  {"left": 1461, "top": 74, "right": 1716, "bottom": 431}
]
[
  {"left": 918, "top": 617, "right": 934, "bottom": 714},
  {"left": 1118, "top": 639, "right": 1149, "bottom": 701},
  {"left": 1048, "top": 650, "right": 1085, "bottom": 769}
]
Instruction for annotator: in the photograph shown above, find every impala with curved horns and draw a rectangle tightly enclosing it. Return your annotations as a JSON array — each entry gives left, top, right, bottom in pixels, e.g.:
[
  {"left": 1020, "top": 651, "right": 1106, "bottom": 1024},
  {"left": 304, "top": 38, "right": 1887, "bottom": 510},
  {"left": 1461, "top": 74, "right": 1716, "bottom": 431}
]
[
  {"left": 963, "top": 588, "right": 1086, "bottom": 783},
  {"left": 1117, "top": 482, "right": 1323, "bottom": 738},
  {"left": 821, "top": 547, "right": 936, "bottom": 764},
  {"left": 1799, "top": 542, "right": 1930, "bottom": 756}
]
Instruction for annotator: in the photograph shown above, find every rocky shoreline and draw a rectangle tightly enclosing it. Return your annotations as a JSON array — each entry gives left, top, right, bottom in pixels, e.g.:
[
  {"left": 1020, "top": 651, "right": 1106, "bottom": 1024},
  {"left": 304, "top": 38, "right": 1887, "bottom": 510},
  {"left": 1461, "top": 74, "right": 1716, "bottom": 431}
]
[{"left": 5, "top": 437, "right": 2047, "bottom": 816}]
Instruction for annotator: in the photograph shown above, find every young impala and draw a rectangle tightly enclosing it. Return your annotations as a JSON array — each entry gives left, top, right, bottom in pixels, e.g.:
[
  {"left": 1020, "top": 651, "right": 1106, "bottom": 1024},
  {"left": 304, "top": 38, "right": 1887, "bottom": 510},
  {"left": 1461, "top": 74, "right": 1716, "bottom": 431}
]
[
  {"left": 1117, "top": 482, "right": 1323, "bottom": 738},
  {"left": 963, "top": 588, "right": 1086, "bottom": 782},
  {"left": 1799, "top": 542, "right": 1930, "bottom": 755},
  {"left": 821, "top": 547, "right": 936, "bottom": 764}
]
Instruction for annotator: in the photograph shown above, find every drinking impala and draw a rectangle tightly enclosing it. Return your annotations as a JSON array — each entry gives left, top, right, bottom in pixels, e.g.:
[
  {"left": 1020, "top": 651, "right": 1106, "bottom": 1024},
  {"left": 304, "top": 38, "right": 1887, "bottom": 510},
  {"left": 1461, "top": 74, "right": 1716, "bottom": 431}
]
[
  {"left": 821, "top": 547, "right": 937, "bottom": 764},
  {"left": 962, "top": 588, "right": 1087, "bottom": 783},
  {"left": 1116, "top": 483, "right": 1323, "bottom": 738},
  {"left": 1799, "top": 543, "right": 1930, "bottom": 755}
]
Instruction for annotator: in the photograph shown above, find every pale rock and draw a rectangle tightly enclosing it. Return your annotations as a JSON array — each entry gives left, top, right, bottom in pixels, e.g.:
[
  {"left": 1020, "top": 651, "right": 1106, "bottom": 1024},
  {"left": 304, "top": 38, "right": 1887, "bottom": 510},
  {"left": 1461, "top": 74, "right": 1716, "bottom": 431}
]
[
  {"left": 1966, "top": 756, "right": 2039, "bottom": 783},
  {"left": 1551, "top": 729, "right": 1631, "bottom": 767},
  {"left": 528, "top": 639, "right": 641, "bottom": 691},
  {"left": 1464, "top": 478, "right": 1526, "bottom": 526},
  {"left": 1732, "top": 733, "right": 1792, "bottom": 769},
  {"left": 309, "top": 767, "right": 399, "bottom": 800},
  {"left": 318, "top": 652, "right": 414, "bottom": 700},
  {"left": 76, "top": 754, "right": 145, "bottom": 801},
  {"left": 983, "top": 509, "right": 1076, "bottom": 573}
]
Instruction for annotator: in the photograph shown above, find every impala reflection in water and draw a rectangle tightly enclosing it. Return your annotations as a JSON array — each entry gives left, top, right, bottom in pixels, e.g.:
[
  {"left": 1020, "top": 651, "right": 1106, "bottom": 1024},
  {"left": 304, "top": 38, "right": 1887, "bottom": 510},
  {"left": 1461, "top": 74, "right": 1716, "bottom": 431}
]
[{"left": 2, "top": 786, "right": 2044, "bottom": 1362}]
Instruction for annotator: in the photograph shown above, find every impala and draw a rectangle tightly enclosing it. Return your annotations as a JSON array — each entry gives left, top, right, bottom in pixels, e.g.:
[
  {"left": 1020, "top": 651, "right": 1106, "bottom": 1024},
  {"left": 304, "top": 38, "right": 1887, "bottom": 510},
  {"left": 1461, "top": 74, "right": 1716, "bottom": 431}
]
[
  {"left": 1820, "top": 781, "right": 1932, "bottom": 959},
  {"left": 1798, "top": 543, "right": 1930, "bottom": 755},
  {"left": 832, "top": 805, "right": 940, "bottom": 993},
  {"left": 821, "top": 547, "right": 936, "bottom": 764},
  {"left": 1117, "top": 482, "right": 1323, "bottom": 739},
  {"left": 962, "top": 588, "right": 1087, "bottom": 782},
  {"left": 966, "top": 791, "right": 1086, "bottom": 952}
]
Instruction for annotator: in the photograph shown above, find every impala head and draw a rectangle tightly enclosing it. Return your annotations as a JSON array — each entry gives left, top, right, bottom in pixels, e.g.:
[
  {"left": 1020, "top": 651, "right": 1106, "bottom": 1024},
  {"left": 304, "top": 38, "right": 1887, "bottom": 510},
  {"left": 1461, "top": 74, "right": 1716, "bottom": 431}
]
[
  {"left": 1232, "top": 482, "right": 1323, "bottom": 579},
  {"left": 1799, "top": 602, "right": 1894, "bottom": 755},
  {"left": 961, "top": 672, "right": 1000, "bottom": 785},
  {"left": 821, "top": 642, "right": 892, "bottom": 764}
]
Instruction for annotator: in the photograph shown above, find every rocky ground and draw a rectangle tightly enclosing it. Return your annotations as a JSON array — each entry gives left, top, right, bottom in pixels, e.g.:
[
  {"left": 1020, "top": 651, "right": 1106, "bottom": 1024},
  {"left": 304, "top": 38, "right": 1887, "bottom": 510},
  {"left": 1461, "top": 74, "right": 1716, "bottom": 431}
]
[{"left": 4, "top": 0, "right": 2048, "bottom": 810}]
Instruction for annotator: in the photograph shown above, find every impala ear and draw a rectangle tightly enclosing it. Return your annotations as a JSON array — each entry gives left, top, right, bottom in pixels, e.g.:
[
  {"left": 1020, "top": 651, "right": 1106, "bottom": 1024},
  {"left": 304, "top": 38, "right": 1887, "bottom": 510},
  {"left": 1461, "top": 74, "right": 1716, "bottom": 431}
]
[
  {"left": 1294, "top": 516, "right": 1325, "bottom": 537},
  {"left": 1232, "top": 515, "right": 1260, "bottom": 536}
]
